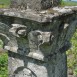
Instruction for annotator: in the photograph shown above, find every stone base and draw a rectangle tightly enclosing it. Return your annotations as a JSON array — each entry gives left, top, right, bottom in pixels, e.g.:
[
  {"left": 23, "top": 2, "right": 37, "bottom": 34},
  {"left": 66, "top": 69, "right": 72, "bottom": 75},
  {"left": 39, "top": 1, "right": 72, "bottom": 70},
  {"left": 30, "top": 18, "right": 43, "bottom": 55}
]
[{"left": 8, "top": 51, "right": 67, "bottom": 77}]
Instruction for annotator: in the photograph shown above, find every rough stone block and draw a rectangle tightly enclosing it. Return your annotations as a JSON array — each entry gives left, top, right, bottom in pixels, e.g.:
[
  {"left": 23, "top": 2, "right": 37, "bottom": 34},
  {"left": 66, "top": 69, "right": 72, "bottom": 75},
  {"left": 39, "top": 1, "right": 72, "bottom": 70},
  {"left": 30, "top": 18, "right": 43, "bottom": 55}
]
[
  {"left": 0, "top": 5, "right": 77, "bottom": 77},
  {"left": 10, "top": 0, "right": 52, "bottom": 11}
]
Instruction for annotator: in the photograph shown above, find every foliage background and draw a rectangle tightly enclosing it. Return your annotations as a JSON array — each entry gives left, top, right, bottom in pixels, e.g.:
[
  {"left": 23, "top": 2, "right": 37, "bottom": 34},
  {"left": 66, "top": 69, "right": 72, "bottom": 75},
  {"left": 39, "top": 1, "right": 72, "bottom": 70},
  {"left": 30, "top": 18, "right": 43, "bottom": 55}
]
[
  {"left": 0, "top": 40, "right": 8, "bottom": 77},
  {"left": 0, "top": 0, "right": 10, "bottom": 8},
  {"left": 67, "top": 30, "right": 77, "bottom": 76}
]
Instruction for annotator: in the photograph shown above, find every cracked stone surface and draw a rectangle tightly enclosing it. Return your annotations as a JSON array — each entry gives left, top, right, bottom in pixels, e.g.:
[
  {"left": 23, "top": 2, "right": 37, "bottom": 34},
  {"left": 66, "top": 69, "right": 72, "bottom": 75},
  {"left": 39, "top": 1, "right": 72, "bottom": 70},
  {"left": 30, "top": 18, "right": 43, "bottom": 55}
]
[
  {"left": 10, "top": 0, "right": 52, "bottom": 11},
  {"left": 0, "top": 2, "right": 77, "bottom": 77},
  {"left": 0, "top": 6, "right": 77, "bottom": 22}
]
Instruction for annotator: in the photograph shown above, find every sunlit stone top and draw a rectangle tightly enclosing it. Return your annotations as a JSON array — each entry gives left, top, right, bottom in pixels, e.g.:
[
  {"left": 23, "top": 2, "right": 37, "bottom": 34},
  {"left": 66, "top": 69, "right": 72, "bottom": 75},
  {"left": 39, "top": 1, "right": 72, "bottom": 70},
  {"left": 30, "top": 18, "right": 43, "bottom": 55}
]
[{"left": 0, "top": 6, "right": 77, "bottom": 22}]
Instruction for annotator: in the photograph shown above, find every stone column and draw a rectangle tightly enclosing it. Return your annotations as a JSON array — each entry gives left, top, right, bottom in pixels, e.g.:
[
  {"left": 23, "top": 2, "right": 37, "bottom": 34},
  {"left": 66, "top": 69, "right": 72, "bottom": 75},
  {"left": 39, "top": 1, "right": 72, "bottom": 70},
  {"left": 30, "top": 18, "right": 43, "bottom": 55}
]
[
  {"left": 0, "top": 13, "right": 77, "bottom": 77},
  {"left": 0, "top": 0, "right": 77, "bottom": 77}
]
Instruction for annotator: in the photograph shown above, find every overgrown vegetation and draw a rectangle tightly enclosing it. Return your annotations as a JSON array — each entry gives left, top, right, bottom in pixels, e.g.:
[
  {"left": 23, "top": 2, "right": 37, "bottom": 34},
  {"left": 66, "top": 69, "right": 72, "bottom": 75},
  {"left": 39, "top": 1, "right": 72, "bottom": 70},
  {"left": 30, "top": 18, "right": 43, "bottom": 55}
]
[
  {"left": 0, "top": 53, "right": 8, "bottom": 77},
  {"left": 67, "top": 29, "right": 77, "bottom": 76},
  {"left": 0, "top": 0, "right": 10, "bottom": 8},
  {"left": 0, "top": 40, "right": 8, "bottom": 77}
]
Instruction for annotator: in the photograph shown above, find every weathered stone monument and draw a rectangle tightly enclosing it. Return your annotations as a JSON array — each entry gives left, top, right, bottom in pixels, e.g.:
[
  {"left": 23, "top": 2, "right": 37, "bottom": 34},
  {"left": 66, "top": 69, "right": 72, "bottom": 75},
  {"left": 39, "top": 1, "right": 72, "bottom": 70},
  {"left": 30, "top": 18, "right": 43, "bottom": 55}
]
[{"left": 0, "top": 0, "right": 77, "bottom": 77}]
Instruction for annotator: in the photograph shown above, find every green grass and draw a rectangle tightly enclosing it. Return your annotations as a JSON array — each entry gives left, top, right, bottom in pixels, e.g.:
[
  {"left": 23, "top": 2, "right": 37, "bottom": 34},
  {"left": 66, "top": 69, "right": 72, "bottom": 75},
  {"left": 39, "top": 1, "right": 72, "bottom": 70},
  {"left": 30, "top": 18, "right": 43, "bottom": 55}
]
[
  {"left": 0, "top": 39, "right": 8, "bottom": 77},
  {"left": 0, "top": 0, "right": 10, "bottom": 8},
  {"left": 0, "top": 53, "right": 8, "bottom": 77},
  {"left": 0, "top": 0, "right": 10, "bottom": 5},
  {"left": 61, "top": 1, "right": 77, "bottom": 6},
  {"left": 67, "top": 29, "right": 77, "bottom": 76}
]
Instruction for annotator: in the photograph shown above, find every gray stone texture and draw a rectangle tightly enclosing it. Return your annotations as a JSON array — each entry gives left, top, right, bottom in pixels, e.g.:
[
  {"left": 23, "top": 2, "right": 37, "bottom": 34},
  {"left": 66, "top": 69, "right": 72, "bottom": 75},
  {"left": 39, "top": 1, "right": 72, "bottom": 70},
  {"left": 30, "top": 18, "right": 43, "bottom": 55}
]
[
  {"left": 10, "top": 0, "right": 52, "bottom": 10},
  {"left": 0, "top": 6, "right": 77, "bottom": 77},
  {"left": 10, "top": 0, "right": 61, "bottom": 11}
]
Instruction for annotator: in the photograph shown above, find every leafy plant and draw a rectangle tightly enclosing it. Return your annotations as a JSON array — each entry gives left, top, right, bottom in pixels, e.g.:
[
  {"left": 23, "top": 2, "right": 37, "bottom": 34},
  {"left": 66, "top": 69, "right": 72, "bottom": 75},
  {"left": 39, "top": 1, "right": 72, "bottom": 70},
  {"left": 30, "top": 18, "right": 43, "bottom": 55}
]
[
  {"left": 67, "top": 29, "right": 77, "bottom": 76},
  {"left": 0, "top": 53, "right": 8, "bottom": 77},
  {"left": 0, "top": 39, "right": 8, "bottom": 77}
]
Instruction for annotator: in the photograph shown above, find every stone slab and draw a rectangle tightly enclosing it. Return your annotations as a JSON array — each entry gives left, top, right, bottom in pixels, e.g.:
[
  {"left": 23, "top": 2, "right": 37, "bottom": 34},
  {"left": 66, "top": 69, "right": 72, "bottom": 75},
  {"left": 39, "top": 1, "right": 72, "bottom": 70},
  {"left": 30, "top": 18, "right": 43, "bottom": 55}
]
[{"left": 0, "top": 6, "right": 77, "bottom": 22}]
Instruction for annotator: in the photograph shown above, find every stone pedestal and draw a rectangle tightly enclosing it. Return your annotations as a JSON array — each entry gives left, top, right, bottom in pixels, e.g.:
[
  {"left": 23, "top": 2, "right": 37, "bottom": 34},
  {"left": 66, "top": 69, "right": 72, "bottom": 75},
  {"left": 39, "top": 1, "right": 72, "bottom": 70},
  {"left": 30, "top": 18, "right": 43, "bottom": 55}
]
[
  {"left": 0, "top": 2, "right": 77, "bottom": 77},
  {"left": 8, "top": 51, "right": 67, "bottom": 77}
]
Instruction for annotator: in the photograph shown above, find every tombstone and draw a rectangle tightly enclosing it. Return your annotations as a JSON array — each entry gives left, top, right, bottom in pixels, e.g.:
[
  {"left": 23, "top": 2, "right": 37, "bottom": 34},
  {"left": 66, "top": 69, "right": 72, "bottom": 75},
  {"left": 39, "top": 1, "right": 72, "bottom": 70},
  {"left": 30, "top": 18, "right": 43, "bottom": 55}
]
[{"left": 0, "top": 0, "right": 77, "bottom": 77}]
